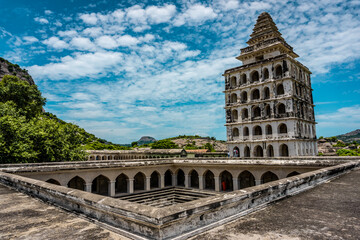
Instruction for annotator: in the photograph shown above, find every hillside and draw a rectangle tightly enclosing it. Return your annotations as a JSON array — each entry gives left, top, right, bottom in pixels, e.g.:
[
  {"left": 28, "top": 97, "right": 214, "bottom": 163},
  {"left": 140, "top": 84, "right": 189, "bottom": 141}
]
[
  {"left": 0, "top": 58, "right": 35, "bottom": 85},
  {"left": 163, "top": 135, "right": 227, "bottom": 151},
  {"left": 336, "top": 129, "right": 360, "bottom": 143}
]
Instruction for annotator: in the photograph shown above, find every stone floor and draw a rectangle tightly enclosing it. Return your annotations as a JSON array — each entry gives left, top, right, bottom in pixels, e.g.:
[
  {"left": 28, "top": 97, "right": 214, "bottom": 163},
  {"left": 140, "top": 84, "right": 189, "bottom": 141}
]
[
  {"left": 191, "top": 169, "right": 360, "bottom": 240},
  {"left": 1, "top": 169, "right": 359, "bottom": 239},
  {"left": 0, "top": 184, "right": 129, "bottom": 240}
]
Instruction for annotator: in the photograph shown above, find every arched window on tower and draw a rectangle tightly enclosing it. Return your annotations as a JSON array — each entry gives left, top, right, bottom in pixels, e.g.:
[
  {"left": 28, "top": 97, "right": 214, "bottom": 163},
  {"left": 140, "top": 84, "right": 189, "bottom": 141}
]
[
  {"left": 241, "top": 91, "right": 248, "bottom": 103},
  {"left": 277, "top": 103, "right": 286, "bottom": 115},
  {"left": 232, "top": 128, "right": 239, "bottom": 138},
  {"left": 241, "top": 74, "right": 247, "bottom": 85},
  {"left": 263, "top": 87, "right": 270, "bottom": 99},
  {"left": 253, "top": 106, "right": 261, "bottom": 118},
  {"left": 275, "top": 65, "right": 283, "bottom": 78},
  {"left": 265, "top": 124, "right": 272, "bottom": 135},
  {"left": 263, "top": 68, "right": 269, "bottom": 80},
  {"left": 278, "top": 123, "right": 288, "bottom": 134},
  {"left": 253, "top": 125, "right": 262, "bottom": 135},
  {"left": 243, "top": 127, "right": 249, "bottom": 136},
  {"left": 265, "top": 105, "right": 271, "bottom": 118},
  {"left": 230, "top": 76, "right": 237, "bottom": 88},
  {"left": 230, "top": 93, "right": 238, "bottom": 103},
  {"left": 251, "top": 71, "right": 259, "bottom": 82},
  {"left": 251, "top": 89, "right": 260, "bottom": 100},
  {"left": 277, "top": 84, "right": 284, "bottom": 95},
  {"left": 232, "top": 109, "right": 238, "bottom": 122},
  {"left": 242, "top": 108, "right": 249, "bottom": 120}
]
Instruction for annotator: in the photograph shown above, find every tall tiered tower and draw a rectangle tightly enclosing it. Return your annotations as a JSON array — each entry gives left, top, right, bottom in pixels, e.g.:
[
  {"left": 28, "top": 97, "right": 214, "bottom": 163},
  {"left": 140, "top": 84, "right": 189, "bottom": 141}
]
[{"left": 224, "top": 12, "right": 317, "bottom": 157}]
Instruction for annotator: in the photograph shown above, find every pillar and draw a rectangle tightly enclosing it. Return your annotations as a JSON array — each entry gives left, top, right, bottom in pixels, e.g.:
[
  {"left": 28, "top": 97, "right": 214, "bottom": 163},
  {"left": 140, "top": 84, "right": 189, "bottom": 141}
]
[
  {"left": 85, "top": 182, "right": 92, "bottom": 192},
  {"left": 184, "top": 174, "right": 189, "bottom": 188},
  {"left": 128, "top": 179, "right": 134, "bottom": 193},
  {"left": 146, "top": 177, "right": 151, "bottom": 190},
  {"left": 199, "top": 175, "right": 204, "bottom": 190},
  {"left": 255, "top": 179, "right": 262, "bottom": 186},
  {"left": 214, "top": 176, "right": 220, "bottom": 192},
  {"left": 109, "top": 180, "right": 115, "bottom": 197},
  {"left": 160, "top": 175, "right": 165, "bottom": 188},
  {"left": 233, "top": 178, "right": 238, "bottom": 191},
  {"left": 172, "top": 174, "right": 176, "bottom": 186}
]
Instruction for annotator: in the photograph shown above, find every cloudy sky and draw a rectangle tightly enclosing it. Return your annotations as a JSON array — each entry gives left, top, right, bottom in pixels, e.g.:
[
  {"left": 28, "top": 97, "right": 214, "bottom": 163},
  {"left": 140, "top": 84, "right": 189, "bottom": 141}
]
[{"left": 0, "top": 0, "right": 359, "bottom": 143}]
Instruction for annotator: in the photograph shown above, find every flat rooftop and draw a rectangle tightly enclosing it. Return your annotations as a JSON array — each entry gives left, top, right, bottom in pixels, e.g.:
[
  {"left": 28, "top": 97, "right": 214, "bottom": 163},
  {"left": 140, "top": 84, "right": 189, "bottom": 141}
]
[{"left": 191, "top": 169, "right": 360, "bottom": 240}]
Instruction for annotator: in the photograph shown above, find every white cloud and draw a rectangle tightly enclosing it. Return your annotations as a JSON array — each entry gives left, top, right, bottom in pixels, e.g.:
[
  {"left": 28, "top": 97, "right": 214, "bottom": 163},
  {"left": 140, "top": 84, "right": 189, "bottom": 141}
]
[
  {"left": 58, "top": 30, "right": 78, "bottom": 37},
  {"left": 126, "top": 5, "right": 147, "bottom": 25},
  {"left": 117, "top": 35, "right": 140, "bottom": 46},
  {"left": 23, "top": 36, "right": 39, "bottom": 44},
  {"left": 34, "top": 17, "right": 49, "bottom": 24},
  {"left": 69, "top": 37, "right": 95, "bottom": 51},
  {"left": 28, "top": 51, "right": 123, "bottom": 80},
  {"left": 82, "top": 27, "right": 103, "bottom": 37},
  {"left": 95, "top": 35, "right": 118, "bottom": 49},
  {"left": 79, "top": 13, "right": 98, "bottom": 25},
  {"left": 174, "top": 4, "right": 217, "bottom": 26},
  {"left": 44, "top": 10, "right": 53, "bottom": 15},
  {"left": 145, "top": 5, "right": 176, "bottom": 24},
  {"left": 42, "top": 36, "right": 69, "bottom": 49}
]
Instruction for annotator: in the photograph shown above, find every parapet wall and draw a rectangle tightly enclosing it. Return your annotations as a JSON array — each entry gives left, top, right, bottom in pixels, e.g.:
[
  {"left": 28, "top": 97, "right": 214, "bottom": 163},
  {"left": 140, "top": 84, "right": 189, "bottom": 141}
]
[{"left": 0, "top": 161, "right": 359, "bottom": 239}]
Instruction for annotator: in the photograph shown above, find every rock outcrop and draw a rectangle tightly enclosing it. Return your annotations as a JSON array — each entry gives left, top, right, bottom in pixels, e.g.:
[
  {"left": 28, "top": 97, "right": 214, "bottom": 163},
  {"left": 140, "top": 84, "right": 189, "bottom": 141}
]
[
  {"left": 137, "top": 136, "right": 156, "bottom": 145},
  {"left": 0, "top": 58, "right": 35, "bottom": 85}
]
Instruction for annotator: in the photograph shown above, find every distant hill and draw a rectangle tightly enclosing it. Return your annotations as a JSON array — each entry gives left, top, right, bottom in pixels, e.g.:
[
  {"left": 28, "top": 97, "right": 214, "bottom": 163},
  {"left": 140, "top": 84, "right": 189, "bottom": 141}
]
[
  {"left": 336, "top": 129, "right": 360, "bottom": 143},
  {"left": 137, "top": 136, "right": 156, "bottom": 145},
  {"left": 163, "top": 135, "right": 227, "bottom": 151}
]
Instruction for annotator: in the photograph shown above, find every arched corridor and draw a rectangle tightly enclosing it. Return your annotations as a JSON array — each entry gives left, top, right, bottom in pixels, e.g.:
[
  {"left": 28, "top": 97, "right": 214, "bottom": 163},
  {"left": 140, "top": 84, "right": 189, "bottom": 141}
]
[
  {"left": 92, "top": 175, "right": 109, "bottom": 196},
  {"left": 190, "top": 170, "right": 199, "bottom": 188},
  {"left": 134, "top": 172, "right": 145, "bottom": 191},
  {"left": 238, "top": 171, "right": 255, "bottom": 189},
  {"left": 68, "top": 176, "right": 85, "bottom": 191},
  {"left": 164, "top": 170, "right": 172, "bottom": 186},
  {"left": 115, "top": 174, "right": 128, "bottom": 193},
  {"left": 204, "top": 170, "right": 215, "bottom": 190},
  {"left": 220, "top": 171, "right": 233, "bottom": 191},
  {"left": 261, "top": 171, "right": 279, "bottom": 184},
  {"left": 177, "top": 169, "right": 185, "bottom": 186},
  {"left": 150, "top": 171, "right": 160, "bottom": 189},
  {"left": 46, "top": 179, "right": 60, "bottom": 185}
]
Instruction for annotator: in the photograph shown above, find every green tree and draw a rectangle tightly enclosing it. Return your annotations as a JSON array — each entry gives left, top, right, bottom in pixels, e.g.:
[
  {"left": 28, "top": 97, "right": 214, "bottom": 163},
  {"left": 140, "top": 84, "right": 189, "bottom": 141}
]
[
  {"left": 0, "top": 75, "right": 46, "bottom": 118},
  {"left": 204, "top": 143, "right": 215, "bottom": 152},
  {"left": 151, "top": 139, "right": 179, "bottom": 149},
  {"left": 131, "top": 141, "right": 138, "bottom": 147}
]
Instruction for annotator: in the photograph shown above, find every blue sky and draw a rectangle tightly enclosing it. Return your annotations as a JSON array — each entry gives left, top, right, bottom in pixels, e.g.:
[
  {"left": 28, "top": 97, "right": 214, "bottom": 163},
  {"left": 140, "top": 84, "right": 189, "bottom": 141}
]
[{"left": 0, "top": 0, "right": 359, "bottom": 143}]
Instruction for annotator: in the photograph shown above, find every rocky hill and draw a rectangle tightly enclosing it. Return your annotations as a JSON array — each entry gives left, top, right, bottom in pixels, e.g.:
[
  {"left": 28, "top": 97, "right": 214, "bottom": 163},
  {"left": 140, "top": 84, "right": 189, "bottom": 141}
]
[
  {"left": 137, "top": 136, "right": 156, "bottom": 145},
  {"left": 165, "top": 136, "right": 227, "bottom": 151},
  {"left": 0, "top": 57, "right": 35, "bottom": 85},
  {"left": 336, "top": 129, "right": 360, "bottom": 143}
]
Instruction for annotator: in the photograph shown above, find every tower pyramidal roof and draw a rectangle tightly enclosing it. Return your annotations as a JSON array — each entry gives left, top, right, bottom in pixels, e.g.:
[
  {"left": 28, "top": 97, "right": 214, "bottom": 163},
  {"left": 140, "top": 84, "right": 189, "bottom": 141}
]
[{"left": 237, "top": 12, "right": 298, "bottom": 62}]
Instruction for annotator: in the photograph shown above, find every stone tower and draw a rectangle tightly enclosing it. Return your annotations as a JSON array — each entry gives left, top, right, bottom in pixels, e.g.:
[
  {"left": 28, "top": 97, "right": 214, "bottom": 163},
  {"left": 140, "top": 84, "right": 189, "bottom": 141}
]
[{"left": 224, "top": 12, "right": 317, "bottom": 157}]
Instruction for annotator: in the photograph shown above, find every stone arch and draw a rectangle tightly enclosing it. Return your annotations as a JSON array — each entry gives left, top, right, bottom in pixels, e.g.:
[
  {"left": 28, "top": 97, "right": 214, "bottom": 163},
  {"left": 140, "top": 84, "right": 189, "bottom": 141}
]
[
  {"left": 233, "top": 146, "right": 240, "bottom": 157},
  {"left": 230, "top": 93, "right": 237, "bottom": 103},
  {"left": 241, "top": 73, "right": 247, "bottom": 84},
  {"left": 238, "top": 171, "right": 255, "bottom": 189},
  {"left": 263, "top": 68, "right": 269, "bottom": 80},
  {"left": 253, "top": 125, "right": 262, "bottom": 135},
  {"left": 68, "top": 176, "right": 85, "bottom": 191},
  {"left": 254, "top": 145, "right": 264, "bottom": 157},
  {"left": 177, "top": 169, "right": 185, "bottom": 186},
  {"left": 134, "top": 172, "right": 145, "bottom": 191},
  {"left": 150, "top": 171, "right": 160, "bottom": 189},
  {"left": 278, "top": 123, "right": 288, "bottom": 134},
  {"left": 241, "top": 91, "right": 248, "bottom": 103},
  {"left": 287, "top": 171, "right": 300, "bottom": 177},
  {"left": 277, "top": 103, "right": 286, "bottom": 114},
  {"left": 275, "top": 65, "right": 283, "bottom": 77},
  {"left": 46, "top": 179, "right": 60, "bottom": 185},
  {"left": 115, "top": 173, "right": 128, "bottom": 194},
  {"left": 244, "top": 146, "right": 250, "bottom": 157},
  {"left": 243, "top": 127, "right": 249, "bottom": 136},
  {"left": 267, "top": 145, "right": 274, "bottom": 157},
  {"left": 277, "top": 83, "right": 284, "bottom": 95},
  {"left": 220, "top": 170, "right": 233, "bottom": 191},
  {"left": 92, "top": 175, "right": 109, "bottom": 196},
  {"left": 96, "top": 155, "right": 100, "bottom": 160},
  {"left": 232, "top": 128, "right": 239, "bottom": 137},
  {"left": 230, "top": 76, "right": 237, "bottom": 88},
  {"left": 261, "top": 171, "right": 279, "bottom": 184},
  {"left": 165, "top": 170, "right": 173, "bottom": 186},
  {"left": 265, "top": 124, "right": 272, "bottom": 135},
  {"left": 251, "top": 71, "right": 259, "bottom": 82},
  {"left": 263, "top": 87, "right": 270, "bottom": 99},
  {"left": 190, "top": 170, "right": 199, "bottom": 188},
  {"left": 253, "top": 106, "right": 261, "bottom": 118},
  {"left": 280, "top": 144, "right": 289, "bottom": 156},
  {"left": 232, "top": 109, "right": 238, "bottom": 122},
  {"left": 204, "top": 170, "right": 215, "bottom": 190},
  {"left": 242, "top": 108, "right": 249, "bottom": 120},
  {"left": 251, "top": 89, "right": 260, "bottom": 100}
]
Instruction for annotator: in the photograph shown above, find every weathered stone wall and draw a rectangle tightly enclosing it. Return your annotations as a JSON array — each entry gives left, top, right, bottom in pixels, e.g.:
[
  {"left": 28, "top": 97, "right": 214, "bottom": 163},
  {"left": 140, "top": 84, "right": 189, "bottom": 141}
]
[{"left": 0, "top": 160, "right": 359, "bottom": 239}]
